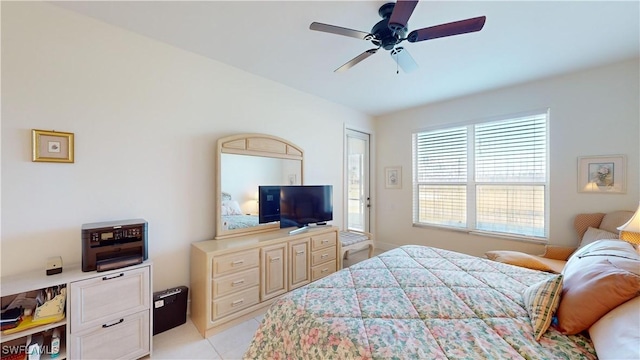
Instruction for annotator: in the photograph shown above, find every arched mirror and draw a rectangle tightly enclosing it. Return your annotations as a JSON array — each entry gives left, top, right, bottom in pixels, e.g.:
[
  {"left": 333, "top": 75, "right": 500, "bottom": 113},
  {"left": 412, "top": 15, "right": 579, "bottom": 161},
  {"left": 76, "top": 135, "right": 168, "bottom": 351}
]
[{"left": 215, "top": 134, "right": 303, "bottom": 239}]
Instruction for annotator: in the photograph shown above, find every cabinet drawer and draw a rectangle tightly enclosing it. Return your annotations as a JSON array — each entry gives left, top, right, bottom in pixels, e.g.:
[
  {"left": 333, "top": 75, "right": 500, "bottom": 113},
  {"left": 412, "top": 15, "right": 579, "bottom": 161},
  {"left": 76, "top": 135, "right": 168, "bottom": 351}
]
[
  {"left": 311, "top": 260, "right": 337, "bottom": 281},
  {"left": 311, "top": 246, "right": 336, "bottom": 266},
  {"left": 212, "top": 249, "right": 260, "bottom": 277},
  {"left": 311, "top": 232, "right": 337, "bottom": 251},
  {"left": 213, "top": 268, "right": 259, "bottom": 298},
  {"left": 70, "top": 267, "right": 150, "bottom": 333},
  {"left": 70, "top": 310, "right": 150, "bottom": 360},
  {"left": 212, "top": 287, "right": 260, "bottom": 320}
]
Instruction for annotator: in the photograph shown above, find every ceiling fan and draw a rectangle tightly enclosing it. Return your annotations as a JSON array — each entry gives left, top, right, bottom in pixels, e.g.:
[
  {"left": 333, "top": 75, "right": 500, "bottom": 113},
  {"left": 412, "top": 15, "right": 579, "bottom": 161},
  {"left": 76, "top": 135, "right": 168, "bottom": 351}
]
[{"left": 309, "top": 0, "right": 486, "bottom": 73}]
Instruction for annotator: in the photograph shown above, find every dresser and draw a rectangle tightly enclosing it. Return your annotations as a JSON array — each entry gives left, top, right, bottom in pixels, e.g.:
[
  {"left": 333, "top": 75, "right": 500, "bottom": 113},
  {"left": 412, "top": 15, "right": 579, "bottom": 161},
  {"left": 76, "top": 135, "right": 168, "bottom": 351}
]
[{"left": 190, "top": 226, "right": 339, "bottom": 337}]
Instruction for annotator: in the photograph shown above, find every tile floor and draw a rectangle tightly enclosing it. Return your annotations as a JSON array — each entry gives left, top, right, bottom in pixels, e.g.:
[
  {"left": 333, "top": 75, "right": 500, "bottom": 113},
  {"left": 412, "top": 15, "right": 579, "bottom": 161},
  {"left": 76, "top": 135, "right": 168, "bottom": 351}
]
[{"left": 149, "top": 247, "right": 382, "bottom": 360}]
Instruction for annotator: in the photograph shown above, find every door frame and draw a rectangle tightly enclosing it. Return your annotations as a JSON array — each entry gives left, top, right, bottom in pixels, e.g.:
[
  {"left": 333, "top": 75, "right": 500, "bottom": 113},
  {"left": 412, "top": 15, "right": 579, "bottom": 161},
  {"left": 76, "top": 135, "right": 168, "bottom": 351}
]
[{"left": 343, "top": 125, "right": 375, "bottom": 234}]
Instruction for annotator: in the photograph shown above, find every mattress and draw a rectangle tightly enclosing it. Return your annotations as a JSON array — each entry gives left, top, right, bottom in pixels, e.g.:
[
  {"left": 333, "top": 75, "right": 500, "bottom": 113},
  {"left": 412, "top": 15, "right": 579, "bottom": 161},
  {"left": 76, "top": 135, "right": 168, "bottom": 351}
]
[
  {"left": 221, "top": 214, "right": 259, "bottom": 230},
  {"left": 245, "top": 245, "right": 596, "bottom": 359}
]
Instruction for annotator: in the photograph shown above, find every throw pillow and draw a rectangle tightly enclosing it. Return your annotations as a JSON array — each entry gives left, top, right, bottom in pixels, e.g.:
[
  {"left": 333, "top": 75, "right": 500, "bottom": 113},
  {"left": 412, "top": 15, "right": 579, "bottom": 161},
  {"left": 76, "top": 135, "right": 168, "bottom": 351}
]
[
  {"left": 573, "top": 213, "right": 605, "bottom": 241},
  {"left": 556, "top": 240, "right": 640, "bottom": 334},
  {"left": 599, "top": 210, "right": 634, "bottom": 234},
  {"left": 485, "top": 251, "right": 556, "bottom": 272},
  {"left": 522, "top": 274, "right": 563, "bottom": 340},
  {"left": 579, "top": 227, "right": 618, "bottom": 249}
]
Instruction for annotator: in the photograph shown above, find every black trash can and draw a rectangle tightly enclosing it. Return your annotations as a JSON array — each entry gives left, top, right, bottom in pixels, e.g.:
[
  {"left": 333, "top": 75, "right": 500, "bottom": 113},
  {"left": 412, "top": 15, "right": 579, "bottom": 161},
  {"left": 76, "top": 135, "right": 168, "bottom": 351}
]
[{"left": 153, "top": 286, "right": 188, "bottom": 335}]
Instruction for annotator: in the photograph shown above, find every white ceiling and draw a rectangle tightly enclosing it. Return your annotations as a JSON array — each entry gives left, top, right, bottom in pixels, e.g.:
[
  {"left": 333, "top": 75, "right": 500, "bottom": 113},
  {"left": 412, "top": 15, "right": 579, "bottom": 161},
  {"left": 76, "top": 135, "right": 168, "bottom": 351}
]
[{"left": 53, "top": 1, "right": 640, "bottom": 116}]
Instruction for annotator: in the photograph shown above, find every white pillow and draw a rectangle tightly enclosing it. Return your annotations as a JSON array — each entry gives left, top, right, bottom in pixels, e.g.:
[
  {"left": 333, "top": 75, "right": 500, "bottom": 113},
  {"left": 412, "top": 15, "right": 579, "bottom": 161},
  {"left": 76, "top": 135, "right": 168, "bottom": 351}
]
[
  {"left": 220, "top": 205, "right": 230, "bottom": 216},
  {"left": 579, "top": 227, "right": 618, "bottom": 249},
  {"left": 222, "top": 200, "right": 243, "bottom": 215},
  {"left": 589, "top": 296, "right": 640, "bottom": 359}
]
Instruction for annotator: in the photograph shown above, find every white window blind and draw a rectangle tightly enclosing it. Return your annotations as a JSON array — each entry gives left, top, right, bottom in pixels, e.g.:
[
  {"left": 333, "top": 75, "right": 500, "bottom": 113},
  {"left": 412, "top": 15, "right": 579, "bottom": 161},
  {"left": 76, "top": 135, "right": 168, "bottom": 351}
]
[
  {"left": 475, "top": 115, "right": 547, "bottom": 237},
  {"left": 413, "top": 112, "right": 548, "bottom": 239},
  {"left": 414, "top": 127, "right": 467, "bottom": 228}
]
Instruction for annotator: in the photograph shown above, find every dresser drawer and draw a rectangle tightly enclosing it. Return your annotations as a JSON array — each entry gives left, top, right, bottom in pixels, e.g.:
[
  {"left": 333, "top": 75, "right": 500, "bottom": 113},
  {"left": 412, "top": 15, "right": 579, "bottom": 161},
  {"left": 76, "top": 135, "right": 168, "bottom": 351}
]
[
  {"left": 311, "top": 260, "right": 337, "bottom": 281},
  {"left": 70, "top": 267, "right": 150, "bottom": 333},
  {"left": 212, "top": 287, "right": 260, "bottom": 320},
  {"left": 311, "top": 246, "right": 336, "bottom": 266},
  {"left": 212, "top": 249, "right": 260, "bottom": 277},
  {"left": 311, "top": 232, "right": 337, "bottom": 251},
  {"left": 213, "top": 268, "right": 259, "bottom": 298},
  {"left": 69, "top": 310, "right": 150, "bottom": 360}
]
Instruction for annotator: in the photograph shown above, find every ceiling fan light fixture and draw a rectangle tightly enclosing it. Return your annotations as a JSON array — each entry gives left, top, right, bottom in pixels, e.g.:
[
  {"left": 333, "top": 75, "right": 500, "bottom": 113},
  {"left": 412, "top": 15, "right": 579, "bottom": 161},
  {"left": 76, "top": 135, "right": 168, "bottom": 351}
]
[{"left": 309, "top": 0, "right": 486, "bottom": 72}]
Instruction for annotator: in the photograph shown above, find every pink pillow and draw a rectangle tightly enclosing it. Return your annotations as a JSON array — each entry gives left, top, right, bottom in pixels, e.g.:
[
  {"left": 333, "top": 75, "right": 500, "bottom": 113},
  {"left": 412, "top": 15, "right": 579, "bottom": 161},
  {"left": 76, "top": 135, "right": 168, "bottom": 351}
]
[{"left": 556, "top": 240, "right": 640, "bottom": 334}]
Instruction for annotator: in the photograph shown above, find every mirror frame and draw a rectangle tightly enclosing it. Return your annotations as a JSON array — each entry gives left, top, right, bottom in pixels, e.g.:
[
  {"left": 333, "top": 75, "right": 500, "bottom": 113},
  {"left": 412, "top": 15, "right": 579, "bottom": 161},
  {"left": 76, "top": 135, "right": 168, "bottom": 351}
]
[{"left": 215, "top": 133, "right": 304, "bottom": 239}]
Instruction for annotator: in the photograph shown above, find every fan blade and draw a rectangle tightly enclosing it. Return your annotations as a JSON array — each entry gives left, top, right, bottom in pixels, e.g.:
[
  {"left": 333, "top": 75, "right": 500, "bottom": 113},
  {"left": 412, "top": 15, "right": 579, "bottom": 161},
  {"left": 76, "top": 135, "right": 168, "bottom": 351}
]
[
  {"left": 388, "top": 0, "right": 419, "bottom": 32},
  {"left": 310, "top": 22, "right": 372, "bottom": 40},
  {"left": 335, "top": 49, "right": 379, "bottom": 72},
  {"left": 390, "top": 47, "right": 418, "bottom": 73},
  {"left": 407, "top": 16, "right": 486, "bottom": 43}
]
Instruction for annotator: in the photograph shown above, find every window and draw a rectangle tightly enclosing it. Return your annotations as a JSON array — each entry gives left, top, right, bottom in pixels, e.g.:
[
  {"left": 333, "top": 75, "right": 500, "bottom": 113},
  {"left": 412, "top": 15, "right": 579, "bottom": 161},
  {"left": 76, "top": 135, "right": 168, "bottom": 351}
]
[{"left": 412, "top": 111, "right": 548, "bottom": 240}]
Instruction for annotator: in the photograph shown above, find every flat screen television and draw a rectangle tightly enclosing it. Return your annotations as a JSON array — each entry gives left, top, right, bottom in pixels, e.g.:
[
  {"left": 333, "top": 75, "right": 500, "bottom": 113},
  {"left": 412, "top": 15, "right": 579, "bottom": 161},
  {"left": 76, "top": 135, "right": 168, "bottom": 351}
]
[
  {"left": 279, "top": 185, "right": 333, "bottom": 229},
  {"left": 258, "top": 185, "right": 281, "bottom": 224}
]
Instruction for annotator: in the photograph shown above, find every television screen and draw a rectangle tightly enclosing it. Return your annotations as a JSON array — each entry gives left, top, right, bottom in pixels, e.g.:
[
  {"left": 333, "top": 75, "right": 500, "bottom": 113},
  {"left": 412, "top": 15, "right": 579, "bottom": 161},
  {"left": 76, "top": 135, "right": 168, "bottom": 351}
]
[
  {"left": 258, "top": 186, "right": 281, "bottom": 224},
  {"left": 279, "top": 185, "right": 333, "bottom": 228}
]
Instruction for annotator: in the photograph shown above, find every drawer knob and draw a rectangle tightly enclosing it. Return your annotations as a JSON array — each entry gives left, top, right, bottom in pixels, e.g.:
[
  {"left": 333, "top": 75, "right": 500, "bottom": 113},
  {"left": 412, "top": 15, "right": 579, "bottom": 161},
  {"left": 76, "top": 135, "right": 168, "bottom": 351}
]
[
  {"left": 231, "top": 299, "right": 244, "bottom": 307},
  {"left": 231, "top": 260, "right": 245, "bottom": 266},
  {"left": 296, "top": 251, "right": 305, "bottom": 255},
  {"left": 321, "top": 268, "right": 329, "bottom": 273},
  {"left": 270, "top": 256, "right": 281, "bottom": 263},
  {"left": 231, "top": 279, "right": 245, "bottom": 286},
  {"left": 321, "top": 240, "right": 328, "bottom": 244},
  {"left": 102, "top": 318, "right": 124, "bottom": 328},
  {"left": 321, "top": 254, "right": 329, "bottom": 259}
]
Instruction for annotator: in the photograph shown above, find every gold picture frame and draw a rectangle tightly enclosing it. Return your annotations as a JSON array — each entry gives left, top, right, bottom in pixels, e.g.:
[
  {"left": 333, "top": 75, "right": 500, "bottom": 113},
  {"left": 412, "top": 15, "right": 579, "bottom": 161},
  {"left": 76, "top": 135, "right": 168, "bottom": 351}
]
[{"left": 32, "top": 129, "right": 74, "bottom": 163}]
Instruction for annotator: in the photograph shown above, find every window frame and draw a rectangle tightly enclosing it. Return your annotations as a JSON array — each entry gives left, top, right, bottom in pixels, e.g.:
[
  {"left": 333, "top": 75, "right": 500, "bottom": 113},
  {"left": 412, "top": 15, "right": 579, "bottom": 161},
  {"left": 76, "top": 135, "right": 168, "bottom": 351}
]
[{"left": 412, "top": 109, "right": 550, "bottom": 243}]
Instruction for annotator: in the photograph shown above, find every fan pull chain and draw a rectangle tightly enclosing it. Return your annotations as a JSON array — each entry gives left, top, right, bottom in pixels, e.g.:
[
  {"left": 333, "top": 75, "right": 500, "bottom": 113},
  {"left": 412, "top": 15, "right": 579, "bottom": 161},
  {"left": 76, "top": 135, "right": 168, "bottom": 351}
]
[{"left": 396, "top": 51, "right": 399, "bottom": 74}]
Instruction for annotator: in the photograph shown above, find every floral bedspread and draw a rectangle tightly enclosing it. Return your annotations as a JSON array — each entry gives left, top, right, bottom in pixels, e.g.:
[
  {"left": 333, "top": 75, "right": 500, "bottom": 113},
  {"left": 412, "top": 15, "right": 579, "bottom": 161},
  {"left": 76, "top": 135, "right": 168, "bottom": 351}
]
[
  {"left": 221, "top": 214, "right": 258, "bottom": 230},
  {"left": 244, "top": 245, "right": 596, "bottom": 359}
]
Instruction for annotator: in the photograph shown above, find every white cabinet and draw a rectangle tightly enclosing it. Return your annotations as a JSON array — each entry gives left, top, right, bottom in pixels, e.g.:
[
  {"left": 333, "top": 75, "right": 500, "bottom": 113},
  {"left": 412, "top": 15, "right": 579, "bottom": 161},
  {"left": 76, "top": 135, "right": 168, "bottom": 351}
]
[
  {"left": 68, "top": 266, "right": 151, "bottom": 360},
  {"left": 68, "top": 311, "right": 149, "bottom": 360},
  {"left": 1, "top": 262, "right": 152, "bottom": 360},
  {"left": 191, "top": 226, "right": 339, "bottom": 338}
]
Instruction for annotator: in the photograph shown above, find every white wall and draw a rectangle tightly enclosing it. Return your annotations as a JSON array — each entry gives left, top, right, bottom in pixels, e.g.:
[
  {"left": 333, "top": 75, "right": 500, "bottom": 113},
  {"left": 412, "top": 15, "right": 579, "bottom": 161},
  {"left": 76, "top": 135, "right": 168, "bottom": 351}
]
[
  {"left": 375, "top": 59, "right": 640, "bottom": 257},
  {"left": 0, "top": 2, "right": 373, "bottom": 290}
]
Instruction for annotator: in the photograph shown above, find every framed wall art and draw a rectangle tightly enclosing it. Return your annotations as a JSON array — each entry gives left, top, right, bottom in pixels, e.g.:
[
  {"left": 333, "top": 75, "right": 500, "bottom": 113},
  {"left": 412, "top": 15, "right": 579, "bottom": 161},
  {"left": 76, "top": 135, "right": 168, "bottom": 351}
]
[
  {"left": 385, "top": 166, "right": 402, "bottom": 189},
  {"left": 577, "top": 155, "right": 625, "bottom": 193},
  {"left": 32, "top": 129, "right": 74, "bottom": 163}
]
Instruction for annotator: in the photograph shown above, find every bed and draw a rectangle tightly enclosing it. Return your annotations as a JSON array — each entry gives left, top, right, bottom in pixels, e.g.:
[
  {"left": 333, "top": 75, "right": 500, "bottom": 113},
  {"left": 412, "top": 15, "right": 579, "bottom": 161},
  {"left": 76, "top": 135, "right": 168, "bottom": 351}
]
[
  {"left": 221, "top": 214, "right": 259, "bottom": 230},
  {"left": 220, "top": 192, "right": 259, "bottom": 230},
  {"left": 245, "top": 242, "right": 640, "bottom": 359}
]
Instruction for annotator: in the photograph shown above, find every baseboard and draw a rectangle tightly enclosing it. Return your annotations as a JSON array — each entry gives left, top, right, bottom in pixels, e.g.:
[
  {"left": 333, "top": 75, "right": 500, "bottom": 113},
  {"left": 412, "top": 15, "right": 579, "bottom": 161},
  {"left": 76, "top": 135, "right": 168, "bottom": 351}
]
[{"left": 374, "top": 241, "right": 399, "bottom": 252}]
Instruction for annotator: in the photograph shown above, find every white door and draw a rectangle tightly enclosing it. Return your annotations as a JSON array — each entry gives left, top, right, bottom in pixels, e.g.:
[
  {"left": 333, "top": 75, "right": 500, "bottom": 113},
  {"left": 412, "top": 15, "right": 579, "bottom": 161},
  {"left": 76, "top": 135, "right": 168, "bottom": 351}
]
[{"left": 345, "top": 129, "right": 370, "bottom": 232}]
